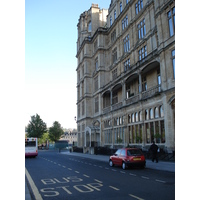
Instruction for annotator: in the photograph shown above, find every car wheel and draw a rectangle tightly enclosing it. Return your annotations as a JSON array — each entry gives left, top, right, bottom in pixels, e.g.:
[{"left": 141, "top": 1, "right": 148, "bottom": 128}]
[
  {"left": 109, "top": 160, "right": 113, "bottom": 167},
  {"left": 122, "top": 162, "right": 126, "bottom": 170}
]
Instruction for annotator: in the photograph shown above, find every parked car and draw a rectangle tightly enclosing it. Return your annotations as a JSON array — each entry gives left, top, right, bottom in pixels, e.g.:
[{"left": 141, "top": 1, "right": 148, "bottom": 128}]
[{"left": 109, "top": 148, "right": 146, "bottom": 170}]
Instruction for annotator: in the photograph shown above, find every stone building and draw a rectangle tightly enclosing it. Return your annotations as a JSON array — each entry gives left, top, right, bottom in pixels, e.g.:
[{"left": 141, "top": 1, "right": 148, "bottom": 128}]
[{"left": 76, "top": 0, "right": 175, "bottom": 154}]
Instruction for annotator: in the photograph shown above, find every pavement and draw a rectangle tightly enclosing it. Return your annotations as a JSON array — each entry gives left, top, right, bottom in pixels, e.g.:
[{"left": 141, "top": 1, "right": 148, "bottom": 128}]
[{"left": 25, "top": 151, "right": 175, "bottom": 199}]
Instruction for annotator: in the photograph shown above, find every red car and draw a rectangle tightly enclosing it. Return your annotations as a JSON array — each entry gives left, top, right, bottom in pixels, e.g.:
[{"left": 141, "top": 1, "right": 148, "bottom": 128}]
[{"left": 109, "top": 148, "right": 146, "bottom": 170}]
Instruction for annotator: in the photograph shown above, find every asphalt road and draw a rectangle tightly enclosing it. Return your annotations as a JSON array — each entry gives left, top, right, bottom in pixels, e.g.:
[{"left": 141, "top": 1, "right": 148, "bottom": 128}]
[{"left": 25, "top": 151, "right": 175, "bottom": 200}]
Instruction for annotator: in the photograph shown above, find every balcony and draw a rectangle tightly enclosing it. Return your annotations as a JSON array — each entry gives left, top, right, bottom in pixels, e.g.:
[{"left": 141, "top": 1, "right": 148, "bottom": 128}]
[
  {"left": 112, "top": 102, "right": 123, "bottom": 111},
  {"left": 126, "top": 94, "right": 140, "bottom": 105},
  {"left": 142, "top": 85, "right": 161, "bottom": 100}
]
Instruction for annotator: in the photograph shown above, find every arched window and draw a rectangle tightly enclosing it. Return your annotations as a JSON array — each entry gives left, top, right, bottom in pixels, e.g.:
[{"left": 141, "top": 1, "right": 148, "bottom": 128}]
[
  {"left": 132, "top": 113, "right": 135, "bottom": 122},
  {"left": 139, "top": 111, "right": 142, "bottom": 121},
  {"left": 155, "top": 107, "right": 159, "bottom": 118},
  {"left": 135, "top": 112, "right": 139, "bottom": 122},
  {"left": 145, "top": 109, "right": 149, "bottom": 120},
  {"left": 160, "top": 105, "right": 164, "bottom": 117},
  {"left": 150, "top": 108, "right": 154, "bottom": 119}
]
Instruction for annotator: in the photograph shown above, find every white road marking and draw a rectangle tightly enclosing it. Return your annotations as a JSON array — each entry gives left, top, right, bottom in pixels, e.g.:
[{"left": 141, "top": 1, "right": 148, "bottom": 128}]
[
  {"left": 94, "top": 179, "right": 103, "bottom": 183},
  {"left": 83, "top": 174, "right": 90, "bottom": 178},
  {"left": 130, "top": 173, "right": 137, "bottom": 176},
  {"left": 109, "top": 186, "right": 120, "bottom": 191},
  {"left": 129, "top": 194, "right": 144, "bottom": 200},
  {"left": 68, "top": 168, "right": 72, "bottom": 170},
  {"left": 155, "top": 179, "right": 166, "bottom": 183},
  {"left": 25, "top": 167, "right": 43, "bottom": 200},
  {"left": 75, "top": 171, "right": 80, "bottom": 174},
  {"left": 141, "top": 176, "right": 149, "bottom": 180},
  {"left": 120, "top": 171, "right": 125, "bottom": 174}
]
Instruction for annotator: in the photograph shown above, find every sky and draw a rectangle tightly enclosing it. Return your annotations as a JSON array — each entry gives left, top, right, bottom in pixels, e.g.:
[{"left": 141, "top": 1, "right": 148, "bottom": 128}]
[{"left": 25, "top": 0, "right": 110, "bottom": 129}]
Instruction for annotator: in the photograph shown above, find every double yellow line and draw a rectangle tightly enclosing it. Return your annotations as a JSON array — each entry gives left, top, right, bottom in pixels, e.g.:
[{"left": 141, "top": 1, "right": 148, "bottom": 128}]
[{"left": 25, "top": 167, "right": 43, "bottom": 200}]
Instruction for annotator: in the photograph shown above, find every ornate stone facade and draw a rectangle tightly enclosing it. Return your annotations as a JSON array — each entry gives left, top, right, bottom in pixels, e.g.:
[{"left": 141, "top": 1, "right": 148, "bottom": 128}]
[{"left": 76, "top": 0, "right": 175, "bottom": 154}]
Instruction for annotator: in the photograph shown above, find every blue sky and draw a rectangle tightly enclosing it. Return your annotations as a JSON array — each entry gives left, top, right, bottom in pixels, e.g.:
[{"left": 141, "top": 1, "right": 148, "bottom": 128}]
[{"left": 25, "top": 0, "right": 109, "bottom": 128}]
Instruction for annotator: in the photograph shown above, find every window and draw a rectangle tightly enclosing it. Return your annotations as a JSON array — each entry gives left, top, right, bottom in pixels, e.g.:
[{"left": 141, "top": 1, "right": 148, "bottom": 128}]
[
  {"left": 123, "top": 34, "right": 130, "bottom": 53},
  {"left": 160, "top": 105, "right": 164, "bottom": 117},
  {"left": 132, "top": 113, "right": 135, "bottom": 122},
  {"left": 135, "top": 112, "right": 139, "bottom": 122},
  {"left": 120, "top": 2, "right": 122, "bottom": 13},
  {"left": 112, "top": 68, "right": 117, "bottom": 80},
  {"left": 150, "top": 108, "right": 154, "bottom": 119},
  {"left": 145, "top": 109, "right": 149, "bottom": 120},
  {"left": 168, "top": 7, "right": 175, "bottom": 37},
  {"left": 88, "top": 21, "right": 92, "bottom": 32},
  {"left": 135, "top": 0, "right": 143, "bottom": 15},
  {"left": 157, "top": 68, "right": 161, "bottom": 91},
  {"left": 122, "top": 15, "right": 128, "bottom": 30},
  {"left": 139, "top": 111, "right": 142, "bottom": 121},
  {"left": 94, "top": 76, "right": 98, "bottom": 92},
  {"left": 112, "top": 48, "right": 117, "bottom": 64},
  {"left": 82, "top": 101, "right": 85, "bottom": 115},
  {"left": 111, "top": 29, "right": 116, "bottom": 43},
  {"left": 172, "top": 49, "right": 175, "bottom": 79},
  {"left": 124, "top": 58, "right": 130, "bottom": 72},
  {"left": 114, "top": 10, "right": 116, "bottom": 20},
  {"left": 139, "top": 46, "right": 147, "bottom": 61},
  {"left": 95, "top": 96, "right": 99, "bottom": 113},
  {"left": 121, "top": 149, "right": 126, "bottom": 156},
  {"left": 126, "top": 0, "right": 129, "bottom": 4},
  {"left": 112, "top": 91, "right": 118, "bottom": 104},
  {"left": 142, "top": 76, "right": 147, "bottom": 91},
  {"left": 155, "top": 107, "right": 159, "bottom": 118},
  {"left": 126, "top": 85, "right": 130, "bottom": 98},
  {"left": 138, "top": 19, "right": 146, "bottom": 39},
  {"left": 95, "top": 57, "right": 98, "bottom": 71},
  {"left": 110, "top": 16, "right": 112, "bottom": 26}
]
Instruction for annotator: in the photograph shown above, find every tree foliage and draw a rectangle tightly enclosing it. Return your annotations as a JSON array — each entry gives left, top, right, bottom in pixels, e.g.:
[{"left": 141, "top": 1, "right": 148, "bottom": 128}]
[
  {"left": 48, "top": 121, "right": 64, "bottom": 142},
  {"left": 26, "top": 114, "right": 47, "bottom": 138}
]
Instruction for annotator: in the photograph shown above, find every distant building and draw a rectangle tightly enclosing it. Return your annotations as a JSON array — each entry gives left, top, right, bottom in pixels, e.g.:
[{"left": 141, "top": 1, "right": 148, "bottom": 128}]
[
  {"left": 76, "top": 0, "right": 175, "bottom": 154},
  {"left": 60, "top": 129, "right": 77, "bottom": 145}
]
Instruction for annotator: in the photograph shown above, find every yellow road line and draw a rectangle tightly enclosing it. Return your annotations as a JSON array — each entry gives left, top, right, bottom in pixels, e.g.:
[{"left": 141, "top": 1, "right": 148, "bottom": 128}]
[
  {"left": 25, "top": 167, "right": 43, "bottom": 200},
  {"left": 129, "top": 194, "right": 144, "bottom": 200}
]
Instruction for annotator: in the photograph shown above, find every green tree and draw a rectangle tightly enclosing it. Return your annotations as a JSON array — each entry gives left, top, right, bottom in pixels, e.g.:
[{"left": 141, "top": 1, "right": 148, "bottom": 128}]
[
  {"left": 49, "top": 121, "right": 64, "bottom": 142},
  {"left": 26, "top": 114, "right": 47, "bottom": 138}
]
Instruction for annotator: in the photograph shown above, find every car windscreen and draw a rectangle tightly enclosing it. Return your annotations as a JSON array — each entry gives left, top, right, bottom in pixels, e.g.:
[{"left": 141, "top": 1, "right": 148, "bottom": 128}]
[{"left": 127, "top": 149, "right": 142, "bottom": 156}]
